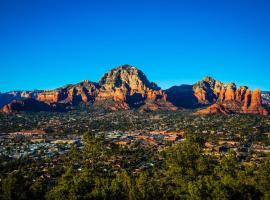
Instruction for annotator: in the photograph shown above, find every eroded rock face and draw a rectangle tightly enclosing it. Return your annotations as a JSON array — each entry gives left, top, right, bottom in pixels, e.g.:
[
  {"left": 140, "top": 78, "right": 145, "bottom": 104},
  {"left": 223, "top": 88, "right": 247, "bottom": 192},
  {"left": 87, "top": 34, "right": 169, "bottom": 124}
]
[
  {"left": 241, "top": 89, "right": 268, "bottom": 115},
  {"left": 0, "top": 66, "right": 268, "bottom": 115},
  {"left": 37, "top": 81, "right": 99, "bottom": 105},
  {"left": 95, "top": 65, "right": 176, "bottom": 111},
  {"left": 192, "top": 77, "right": 240, "bottom": 103},
  {"left": 193, "top": 77, "right": 268, "bottom": 115},
  {"left": 167, "top": 76, "right": 268, "bottom": 115},
  {"left": 195, "top": 103, "right": 233, "bottom": 115},
  {"left": 1, "top": 65, "right": 177, "bottom": 113}
]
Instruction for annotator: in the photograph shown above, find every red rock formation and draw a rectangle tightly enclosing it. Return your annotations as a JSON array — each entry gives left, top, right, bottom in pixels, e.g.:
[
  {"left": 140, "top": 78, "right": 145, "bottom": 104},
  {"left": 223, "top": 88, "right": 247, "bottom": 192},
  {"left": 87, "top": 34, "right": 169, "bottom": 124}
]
[
  {"left": 236, "top": 86, "right": 248, "bottom": 102},
  {"left": 244, "top": 89, "right": 268, "bottom": 115},
  {"left": 37, "top": 81, "right": 99, "bottom": 105},
  {"left": 196, "top": 103, "right": 233, "bottom": 115},
  {"left": 95, "top": 65, "right": 176, "bottom": 111},
  {"left": 224, "top": 83, "right": 236, "bottom": 101},
  {"left": 190, "top": 77, "right": 268, "bottom": 115},
  {"left": 194, "top": 87, "right": 207, "bottom": 104},
  {"left": 1, "top": 67, "right": 267, "bottom": 115},
  {"left": 37, "top": 92, "right": 61, "bottom": 103}
]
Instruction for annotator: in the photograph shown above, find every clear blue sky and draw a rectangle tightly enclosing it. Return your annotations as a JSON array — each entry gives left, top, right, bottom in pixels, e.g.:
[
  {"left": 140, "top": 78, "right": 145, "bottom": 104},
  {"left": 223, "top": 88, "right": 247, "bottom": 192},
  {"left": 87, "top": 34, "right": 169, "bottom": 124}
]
[{"left": 1, "top": 0, "right": 270, "bottom": 92}]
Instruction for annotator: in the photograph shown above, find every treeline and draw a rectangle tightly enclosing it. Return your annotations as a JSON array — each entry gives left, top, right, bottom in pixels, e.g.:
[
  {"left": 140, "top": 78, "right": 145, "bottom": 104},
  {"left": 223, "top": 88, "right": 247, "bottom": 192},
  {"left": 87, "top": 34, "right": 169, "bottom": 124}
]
[{"left": 1, "top": 134, "right": 270, "bottom": 200}]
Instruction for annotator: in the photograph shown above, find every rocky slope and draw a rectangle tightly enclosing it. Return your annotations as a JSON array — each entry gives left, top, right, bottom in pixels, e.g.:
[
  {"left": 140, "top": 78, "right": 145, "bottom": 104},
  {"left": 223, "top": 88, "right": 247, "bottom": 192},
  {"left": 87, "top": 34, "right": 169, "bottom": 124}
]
[
  {"left": 95, "top": 65, "right": 176, "bottom": 111},
  {"left": 37, "top": 81, "right": 99, "bottom": 106}
]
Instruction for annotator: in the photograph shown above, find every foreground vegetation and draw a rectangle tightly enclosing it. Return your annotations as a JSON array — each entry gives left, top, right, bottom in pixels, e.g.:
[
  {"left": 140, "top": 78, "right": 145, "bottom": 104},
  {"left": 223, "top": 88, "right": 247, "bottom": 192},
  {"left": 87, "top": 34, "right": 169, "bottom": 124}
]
[
  {"left": 0, "top": 111, "right": 270, "bottom": 200},
  {"left": 1, "top": 134, "right": 270, "bottom": 200}
]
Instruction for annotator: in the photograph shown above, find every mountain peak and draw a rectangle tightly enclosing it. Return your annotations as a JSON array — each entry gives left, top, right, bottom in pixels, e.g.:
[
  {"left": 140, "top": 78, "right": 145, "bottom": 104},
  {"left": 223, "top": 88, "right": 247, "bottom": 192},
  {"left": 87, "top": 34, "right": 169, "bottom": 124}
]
[
  {"left": 96, "top": 65, "right": 176, "bottom": 110},
  {"left": 115, "top": 64, "right": 138, "bottom": 70},
  {"left": 203, "top": 76, "right": 216, "bottom": 82},
  {"left": 99, "top": 65, "right": 160, "bottom": 91}
]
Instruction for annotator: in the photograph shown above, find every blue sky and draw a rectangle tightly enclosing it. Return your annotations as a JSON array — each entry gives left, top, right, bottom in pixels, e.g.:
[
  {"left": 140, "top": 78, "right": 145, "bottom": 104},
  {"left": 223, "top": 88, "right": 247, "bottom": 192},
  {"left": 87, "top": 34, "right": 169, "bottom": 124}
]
[{"left": 0, "top": 0, "right": 270, "bottom": 92}]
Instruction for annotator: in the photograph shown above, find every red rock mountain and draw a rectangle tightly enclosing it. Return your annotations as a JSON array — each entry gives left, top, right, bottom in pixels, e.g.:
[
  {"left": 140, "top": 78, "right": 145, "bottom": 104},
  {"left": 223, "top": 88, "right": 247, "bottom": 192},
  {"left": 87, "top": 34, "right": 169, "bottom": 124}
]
[
  {"left": 37, "top": 81, "right": 99, "bottom": 105},
  {"left": 95, "top": 65, "right": 177, "bottom": 111},
  {"left": 1, "top": 65, "right": 177, "bottom": 113},
  {"left": 166, "top": 76, "right": 268, "bottom": 115},
  {"left": 192, "top": 77, "right": 268, "bottom": 115},
  {"left": 1, "top": 99, "right": 66, "bottom": 113},
  {"left": 0, "top": 68, "right": 268, "bottom": 115}
]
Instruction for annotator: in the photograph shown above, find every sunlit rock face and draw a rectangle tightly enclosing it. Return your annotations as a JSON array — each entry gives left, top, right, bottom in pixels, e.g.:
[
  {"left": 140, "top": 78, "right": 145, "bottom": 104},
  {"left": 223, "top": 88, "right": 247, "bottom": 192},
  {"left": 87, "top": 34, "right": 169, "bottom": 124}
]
[
  {"left": 1, "top": 65, "right": 177, "bottom": 112},
  {"left": 37, "top": 81, "right": 99, "bottom": 105},
  {"left": 167, "top": 76, "right": 268, "bottom": 115},
  {"left": 193, "top": 77, "right": 268, "bottom": 115},
  {"left": 95, "top": 65, "right": 177, "bottom": 111}
]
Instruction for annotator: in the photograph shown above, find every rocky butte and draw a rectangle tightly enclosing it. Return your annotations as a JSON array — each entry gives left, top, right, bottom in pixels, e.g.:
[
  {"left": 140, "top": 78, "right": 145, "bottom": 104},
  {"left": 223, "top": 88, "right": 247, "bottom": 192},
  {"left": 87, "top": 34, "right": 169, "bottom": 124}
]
[
  {"left": 95, "top": 65, "right": 177, "bottom": 111},
  {"left": 0, "top": 65, "right": 269, "bottom": 115},
  {"left": 166, "top": 76, "right": 268, "bottom": 115},
  {"left": 36, "top": 81, "right": 99, "bottom": 106}
]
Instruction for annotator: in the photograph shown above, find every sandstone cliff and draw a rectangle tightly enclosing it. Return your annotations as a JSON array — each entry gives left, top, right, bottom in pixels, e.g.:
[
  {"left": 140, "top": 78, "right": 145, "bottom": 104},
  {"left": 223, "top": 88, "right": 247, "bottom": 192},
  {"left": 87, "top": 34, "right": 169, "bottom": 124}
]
[
  {"left": 193, "top": 77, "right": 268, "bottom": 115},
  {"left": 95, "top": 65, "right": 177, "bottom": 111},
  {"left": 0, "top": 67, "right": 268, "bottom": 115},
  {"left": 1, "top": 99, "right": 65, "bottom": 113},
  {"left": 166, "top": 76, "right": 268, "bottom": 115},
  {"left": 1, "top": 65, "right": 177, "bottom": 112},
  {"left": 37, "top": 81, "right": 99, "bottom": 105}
]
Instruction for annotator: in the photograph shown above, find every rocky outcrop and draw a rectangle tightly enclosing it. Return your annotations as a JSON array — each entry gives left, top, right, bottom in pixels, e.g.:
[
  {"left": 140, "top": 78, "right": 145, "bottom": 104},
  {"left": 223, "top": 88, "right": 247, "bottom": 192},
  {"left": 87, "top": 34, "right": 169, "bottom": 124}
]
[
  {"left": 241, "top": 89, "right": 268, "bottom": 115},
  {"left": 95, "top": 65, "right": 177, "bottom": 111},
  {"left": 37, "top": 81, "right": 99, "bottom": 105},
  {"left": 166, "top": 76, "right": 268, "bottom": 115},
  {"left": 1, "top": 65, "right": 177, "bottom": 113},
  {"left": 193, "top": 77, "right": 268, "bottom": 115},
  {"left": 262, "top": 91, "right": 270, "bottom": 107},
  {"left": 165, "top": 85, "right": 200, "bottom": 108}
]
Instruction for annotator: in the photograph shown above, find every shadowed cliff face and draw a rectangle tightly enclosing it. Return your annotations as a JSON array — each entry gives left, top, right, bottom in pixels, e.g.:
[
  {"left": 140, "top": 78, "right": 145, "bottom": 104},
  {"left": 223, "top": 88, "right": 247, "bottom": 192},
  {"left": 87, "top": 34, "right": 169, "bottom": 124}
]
[
  {"left": 192, "top": 77, "right": 268, "bottom": 115},
  {"left": 0, "top": 91, "right": 43, "bottom": 109},
  {"left": 165, "top": 85, "right": 200, "bottom": 108}
]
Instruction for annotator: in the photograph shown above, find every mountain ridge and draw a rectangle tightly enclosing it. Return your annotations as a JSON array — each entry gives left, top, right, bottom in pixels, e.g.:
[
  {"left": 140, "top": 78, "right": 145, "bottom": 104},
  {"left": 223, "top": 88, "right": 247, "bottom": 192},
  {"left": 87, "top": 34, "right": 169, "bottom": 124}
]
[{"left": 1, "top": 65, "right": 269, "bottom": 115}]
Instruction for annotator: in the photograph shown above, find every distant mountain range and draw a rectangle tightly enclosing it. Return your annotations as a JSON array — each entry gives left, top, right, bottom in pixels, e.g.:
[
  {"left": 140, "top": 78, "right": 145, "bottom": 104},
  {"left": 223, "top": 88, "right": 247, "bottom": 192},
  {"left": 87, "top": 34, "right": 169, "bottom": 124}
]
[
  {"left": 0, "top": 65, "right": 269, "bottom": 115},
  {"left": 262, "top": 91, "right": 270, "bottom": 106},
  {"left": 0, "top": 91, "right": 43, "bottom": 108}
]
